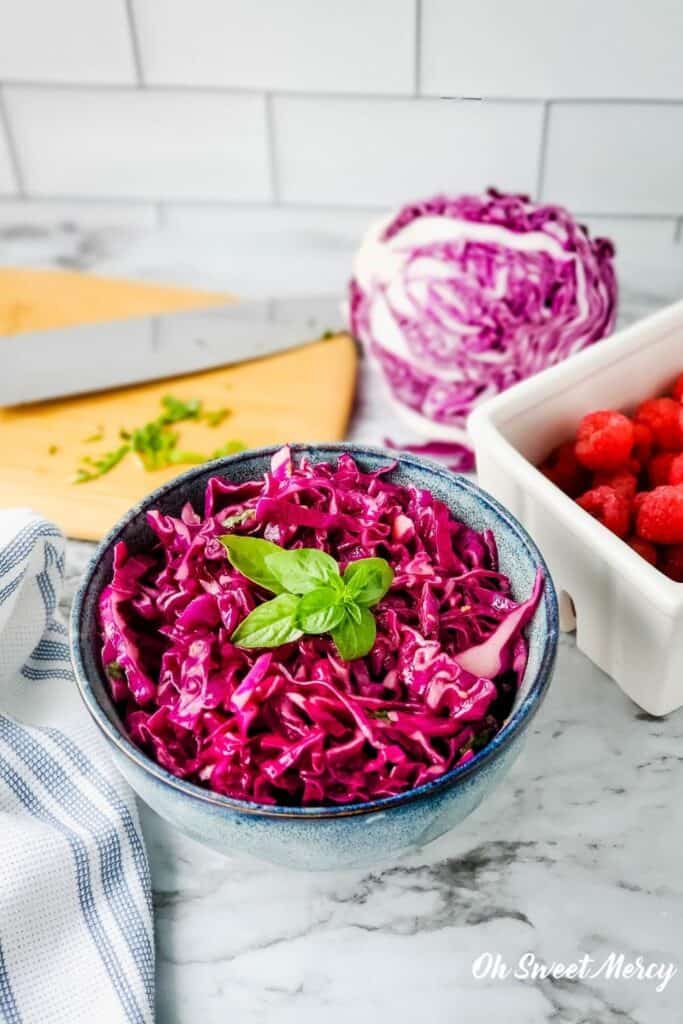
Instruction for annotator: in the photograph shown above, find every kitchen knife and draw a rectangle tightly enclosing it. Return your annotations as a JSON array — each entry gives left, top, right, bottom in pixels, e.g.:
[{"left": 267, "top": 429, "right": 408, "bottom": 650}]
[{"left": 1, "top": 295, "right": 345, "bottom": 406}]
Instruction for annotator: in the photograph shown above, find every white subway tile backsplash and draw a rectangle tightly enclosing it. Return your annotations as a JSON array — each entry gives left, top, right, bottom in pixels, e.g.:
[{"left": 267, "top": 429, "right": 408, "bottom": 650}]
[
  {"left": 0, "top": 2, "right": 677, "bottom": 237},
  {"left": 544, "top": 104, "right": 683, "bottom": 215},
  {"left": 421, "top": 0, "right": 683, "bottom": 99},
  {"left": 274, "top": 97, "right": 543, "bottom": 207},
  {"left": 0, "top": 0, "right": 136, "bottom": 84},
  {"left": 5, "top": 88, "right": 270, "bottom": 201},
  {"left": 133, "top": 0, "right": 415, "bottom": 95},
  {"left": 582, "top": 217, "right": 683, "bottom": 301}
]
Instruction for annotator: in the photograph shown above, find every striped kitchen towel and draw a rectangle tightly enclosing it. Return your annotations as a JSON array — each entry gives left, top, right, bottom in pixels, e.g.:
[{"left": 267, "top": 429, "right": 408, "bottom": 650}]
[{"left": 0, "top": 510, "right": 154, "bottom": 1024}]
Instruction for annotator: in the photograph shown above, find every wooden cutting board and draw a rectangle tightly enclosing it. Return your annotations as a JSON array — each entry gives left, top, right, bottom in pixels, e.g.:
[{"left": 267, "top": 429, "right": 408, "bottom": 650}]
[{"left": 0, "top": 270, "right": 357, "bottom": 541}]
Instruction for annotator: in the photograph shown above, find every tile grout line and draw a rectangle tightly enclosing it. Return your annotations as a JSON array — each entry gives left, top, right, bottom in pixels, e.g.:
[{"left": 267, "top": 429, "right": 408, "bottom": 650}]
[
  {"left": 675, "top": 218, "right": 683, "bottom": 244},
  {"left": 0, "top": 88, "right": 26, "bottom": 197},
  {"left": 573, "top": 212, "right": 683, "bottom": 222},
  {"left": 265, "top": 93, "right": 281, "bottom": 204},
  {"left": 534, "top": 101, "right": 550, "bottom": 201},
  {"left": 414, "top": 0, "right": 422, "bottom": 96},
  {"left": 6, "top": 78, "right": 683, "bottom": 105},
  {"left": 0, "top": 193, "right": 682, "bottom": 221},
  {"left": 124, "top": 0, "right": 145, "bottom": 86}
]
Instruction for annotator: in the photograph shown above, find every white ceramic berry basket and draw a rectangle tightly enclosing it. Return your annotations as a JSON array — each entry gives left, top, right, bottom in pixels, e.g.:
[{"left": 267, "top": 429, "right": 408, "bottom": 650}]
[{"left": 468, "top": 298, "right": 683, "bottom": 717}]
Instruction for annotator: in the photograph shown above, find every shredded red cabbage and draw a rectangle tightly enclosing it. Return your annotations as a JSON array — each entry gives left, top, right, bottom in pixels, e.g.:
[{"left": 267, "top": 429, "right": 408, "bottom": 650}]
[
  {"left": 99, "top": 447, "right": 543, "bottom": 806},
  {"left": 350, "top": 189, "right": 617, "bottom": 447},
  {"left": 383, "top": 438, "right": 476, "bottom": 474}
]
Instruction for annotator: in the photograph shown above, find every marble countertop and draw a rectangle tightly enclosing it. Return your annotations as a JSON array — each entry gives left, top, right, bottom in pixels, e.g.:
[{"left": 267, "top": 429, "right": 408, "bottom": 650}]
[{"left": 7, "top": 215, "right": 683, "bottom": 1023}]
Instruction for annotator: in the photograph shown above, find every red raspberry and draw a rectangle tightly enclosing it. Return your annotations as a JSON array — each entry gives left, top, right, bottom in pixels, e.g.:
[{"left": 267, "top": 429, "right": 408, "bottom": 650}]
[
  {"left": 626, "top": 536, "right": 658, "bottom": 566},
  {"left": 660, "top": 543, "right": 683, "bottom": 581},
  {"left": 592, "top": 468, "right": 638, "bottom": 501},
  {"left": 635, "top": 398, "right": 683, "bottom": 451},
  {"left": 648, "top": 452, "right": 677, "bottom": 488},
  {"left": 577, "top": 486, "right": 631, "bottom": 538},
  {"left": 669, "top": 453, "right": 683, "bottom": 486},
  {"left": 575, "top": 411, "right": 634, "bottom": 471},
  {"left": 636, "top": 486, "right": 683, "bottom": 543},
  {"left": 672, "top": 373, "right": 683, "bottom": 404},
  {"left": 633, "top": 491, "right": 649, "bottom": 518},
  {"left": 539, "top": 441, "right": 590, "bottom": 497},
  {"left": 632, "top": 422, "right": 653, "bottom": 465}
]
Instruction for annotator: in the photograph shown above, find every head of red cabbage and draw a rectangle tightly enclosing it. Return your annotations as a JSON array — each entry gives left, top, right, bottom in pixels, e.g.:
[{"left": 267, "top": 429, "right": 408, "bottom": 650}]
[{"left": 99, "top": 446, "right": 543, "bottom": 806}]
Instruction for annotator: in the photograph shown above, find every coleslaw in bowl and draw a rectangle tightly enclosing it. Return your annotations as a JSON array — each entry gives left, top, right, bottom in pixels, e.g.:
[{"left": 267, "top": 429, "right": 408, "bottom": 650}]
[{"left": 70, "top": 444, "right": 558, "bottom": 869}]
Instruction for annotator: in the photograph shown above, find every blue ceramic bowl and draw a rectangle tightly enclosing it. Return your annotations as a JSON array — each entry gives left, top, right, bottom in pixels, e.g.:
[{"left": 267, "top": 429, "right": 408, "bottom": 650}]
[{"left": 70, "top": 444, "right": 558, "bottom": 870}]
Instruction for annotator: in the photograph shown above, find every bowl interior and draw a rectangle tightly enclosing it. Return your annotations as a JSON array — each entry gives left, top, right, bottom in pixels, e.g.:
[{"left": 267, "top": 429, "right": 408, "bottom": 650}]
[{"left": 72, "top": 443, "right": 558, "bottom": 814}]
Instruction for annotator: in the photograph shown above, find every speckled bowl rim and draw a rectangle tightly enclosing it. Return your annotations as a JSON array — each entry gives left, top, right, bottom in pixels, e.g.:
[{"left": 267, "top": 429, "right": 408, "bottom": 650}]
[{"left": 70, "top": 443, "right": 558, "bottom": 820}]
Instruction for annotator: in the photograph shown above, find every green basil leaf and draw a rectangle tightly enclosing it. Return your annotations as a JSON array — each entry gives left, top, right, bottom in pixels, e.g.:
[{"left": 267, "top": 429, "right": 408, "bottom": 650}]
[
  {"left": 345, "top": 601, "right": 362, "bottom": 626},
  {"left": 331, "top": 606, "right": 376, "bottom": 661},
  {"left": 220, "top": 535, "right": 287, "bottom": 594},
  {"left": 297, "top": 587, "right": 345, "bottom": 634},
  {"left": 267, "top": 547, "right": 340, "bottom": 595},
  {"left": 343, "top": 557, "right": 394, "bottom": 607},
  {"left": 231, "top": 593, "right": 303, "bottom": 648}
]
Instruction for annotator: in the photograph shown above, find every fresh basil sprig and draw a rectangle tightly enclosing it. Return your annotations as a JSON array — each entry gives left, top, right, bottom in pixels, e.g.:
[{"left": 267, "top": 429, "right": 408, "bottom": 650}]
[
  {"left": 231, "top": 593, "right": 303, "bottom": 648},
  {"left": 219, "top": 535, "right": 393, "bottom": 660}
]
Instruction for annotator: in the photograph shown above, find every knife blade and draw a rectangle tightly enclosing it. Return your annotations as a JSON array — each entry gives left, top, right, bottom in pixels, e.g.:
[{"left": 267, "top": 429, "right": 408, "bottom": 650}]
[{"left": 1, "top": 295, "right": 345, "bottom": 406}]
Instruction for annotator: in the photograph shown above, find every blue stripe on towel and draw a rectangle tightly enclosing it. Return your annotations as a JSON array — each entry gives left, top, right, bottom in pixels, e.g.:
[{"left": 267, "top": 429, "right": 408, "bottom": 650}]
[
  {"left": 15, "top": 604, "right": 153, "bottom": 925},
  {"left": 0, "top": 940, "right": 22, "bottom": 1024},
  {"left": 38, "top": 726, "right": 153, "bottom": 921},
  {"left": 0, "top": 575, "right": 23, "bottom": 606},
  {"left": 20, "top": 666, "right": 75, "bottom": 682},
  {"left": 0, "top": 522, "right": 62, "bottom": 579},
  {"left": 21, "top": 614, "right": 74, "bottom": 682},
  {"left": 34, "top": 543, "right": 60, "bottom": 617},
  {"left": 29, "top": 639, "right": 71, "bottom": 662},
  {"left": 0, "top": 529, "right": 63, "bottom": 632},
  {"left": 22, "top": 617, "right": 73, "bottom": 681},
  {"left": 0, "top": 719, "right": 154, "bottom": 1011},
  {"left": 0, "top": 755, "right": 145, "bottom": 1024}
]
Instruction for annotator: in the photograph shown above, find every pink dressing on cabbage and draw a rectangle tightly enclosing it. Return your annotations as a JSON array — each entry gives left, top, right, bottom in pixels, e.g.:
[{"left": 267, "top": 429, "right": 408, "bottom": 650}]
[{"left": 99, "top": 447, "right": 543, "bottom": 806}]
